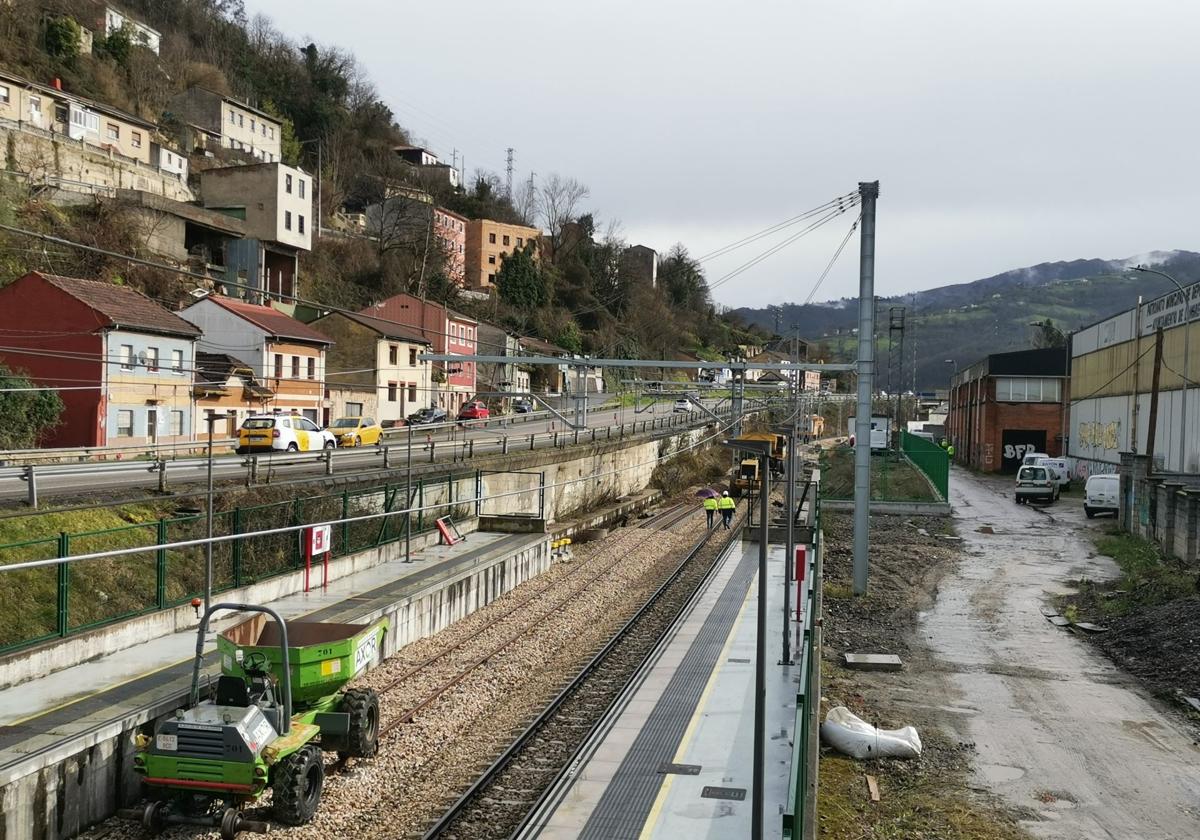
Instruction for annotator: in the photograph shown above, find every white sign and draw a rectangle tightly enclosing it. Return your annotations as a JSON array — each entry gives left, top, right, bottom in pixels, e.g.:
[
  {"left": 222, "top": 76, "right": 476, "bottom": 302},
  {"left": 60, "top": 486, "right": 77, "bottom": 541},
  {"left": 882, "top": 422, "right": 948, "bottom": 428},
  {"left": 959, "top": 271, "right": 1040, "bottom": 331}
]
[
  {"left": 156, "top": 734, "right": 178, "bottom": 751},
  {"left": 1140, "top": 282, "right": 1200, "bottom": 335},
  {"left": 308, "top": 525, "right": 332, "bottom": 555},
  {"left": 353, "top": 631, "right": 379, "bottom": 675}
]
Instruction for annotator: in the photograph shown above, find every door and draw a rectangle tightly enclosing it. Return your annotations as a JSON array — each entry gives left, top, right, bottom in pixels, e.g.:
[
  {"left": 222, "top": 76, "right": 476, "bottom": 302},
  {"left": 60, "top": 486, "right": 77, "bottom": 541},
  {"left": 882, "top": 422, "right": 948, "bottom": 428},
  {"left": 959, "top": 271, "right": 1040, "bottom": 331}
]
[
  {"left": 1000, "top": 430, "right": 1047, "bottom": 473},
  {"left": 147, "top": 408, "right": 158, "bottom": 442}
]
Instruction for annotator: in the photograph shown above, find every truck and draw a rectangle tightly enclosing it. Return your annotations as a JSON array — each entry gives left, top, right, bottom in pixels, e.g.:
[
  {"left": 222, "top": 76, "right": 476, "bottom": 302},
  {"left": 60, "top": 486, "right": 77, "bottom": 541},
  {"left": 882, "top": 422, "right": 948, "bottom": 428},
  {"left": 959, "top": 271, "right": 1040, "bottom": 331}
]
[{"left": 125, "top": 603, "right": 387, "bottom": 838}]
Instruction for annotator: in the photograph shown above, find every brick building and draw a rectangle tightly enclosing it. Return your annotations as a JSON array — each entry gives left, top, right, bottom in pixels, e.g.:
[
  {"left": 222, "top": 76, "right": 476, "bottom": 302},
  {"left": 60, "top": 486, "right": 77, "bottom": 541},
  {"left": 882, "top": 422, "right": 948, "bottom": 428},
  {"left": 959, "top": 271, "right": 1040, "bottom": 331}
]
[
  {"left": 464, "top": 219, "right": 541, "bottom": 290},
  {"left": 433, "top": 207, "right": 467, "bottom": 286},
  {"left": 946, "top": 347, "right": 1068, "bottom": 473}
]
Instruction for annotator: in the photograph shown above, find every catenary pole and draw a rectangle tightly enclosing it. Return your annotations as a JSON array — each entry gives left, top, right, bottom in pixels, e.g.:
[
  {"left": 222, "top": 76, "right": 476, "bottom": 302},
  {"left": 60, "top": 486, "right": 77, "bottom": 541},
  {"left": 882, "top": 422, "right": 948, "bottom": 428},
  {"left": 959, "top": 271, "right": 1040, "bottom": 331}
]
[{"left": 853, "top": 181, "right": 879, "bottom": 595}]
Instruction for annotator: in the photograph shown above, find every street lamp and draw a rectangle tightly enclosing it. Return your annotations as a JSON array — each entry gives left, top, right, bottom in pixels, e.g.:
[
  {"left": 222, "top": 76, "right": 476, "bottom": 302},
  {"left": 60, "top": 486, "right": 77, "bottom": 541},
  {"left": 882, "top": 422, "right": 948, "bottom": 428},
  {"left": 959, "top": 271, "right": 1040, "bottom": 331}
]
[
  {"left": 720, "top": 437, "right": 771, "bottom": 840},
  {"left": 1133, "top": 265, "right": 1193, "bottom": 472}
]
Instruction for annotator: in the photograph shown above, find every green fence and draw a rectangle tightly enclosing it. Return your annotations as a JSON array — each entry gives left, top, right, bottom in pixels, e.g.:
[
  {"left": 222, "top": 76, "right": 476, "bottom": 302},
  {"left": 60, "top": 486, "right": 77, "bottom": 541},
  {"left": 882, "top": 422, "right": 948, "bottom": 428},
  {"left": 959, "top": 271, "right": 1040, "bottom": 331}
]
[
  {"left": 900, "top": 431, "right": 950, "bottom": 500},
  {"left": 0, "top": 473, "right": 473, "bottom": 654}
]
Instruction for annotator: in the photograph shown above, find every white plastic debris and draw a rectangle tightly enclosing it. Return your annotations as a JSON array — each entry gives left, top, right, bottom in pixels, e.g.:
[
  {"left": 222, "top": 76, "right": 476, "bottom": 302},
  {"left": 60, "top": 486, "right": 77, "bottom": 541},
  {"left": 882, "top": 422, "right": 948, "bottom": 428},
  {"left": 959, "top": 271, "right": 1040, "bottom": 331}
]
[{"left": 819, "top": 706, "right": 922, "bottom": 759}]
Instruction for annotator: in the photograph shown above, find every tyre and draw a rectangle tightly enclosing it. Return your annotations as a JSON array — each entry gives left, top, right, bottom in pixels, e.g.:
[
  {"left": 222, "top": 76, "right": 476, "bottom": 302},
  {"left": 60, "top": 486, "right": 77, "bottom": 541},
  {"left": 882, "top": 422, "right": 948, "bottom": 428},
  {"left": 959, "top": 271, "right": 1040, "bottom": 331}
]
[
  {"left": 141, "top": 801, "right": 166, "bottom": 835},
  {"left": 219, "top": 809, "right": 240, "bottom": 840},
  {"left": 271, "top": 745, "right": 323, "bottom": 826},
  {"left": 1085, "top": 506, "right": 1095, "bottom": 519},
  {"left": 286, "top": 442, "right": 299, "bottom": 452},
  {"left": 353, "top": 436, "right": 361, "bottom": 447},
  {"left": 339, "top": 687, "right": 380, "bottom": 759},
  {"left": 235, "top": 447, "right": 246, "bottom": 455},
  {"left": 324, "top": 439, "right": 336, "bottom": 450}
]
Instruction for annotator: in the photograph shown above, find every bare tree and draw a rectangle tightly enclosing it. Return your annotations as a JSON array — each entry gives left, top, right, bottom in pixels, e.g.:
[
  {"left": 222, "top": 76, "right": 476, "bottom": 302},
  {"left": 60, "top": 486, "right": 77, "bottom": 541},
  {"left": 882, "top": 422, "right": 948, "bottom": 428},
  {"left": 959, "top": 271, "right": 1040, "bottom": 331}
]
[{"left": 536, "top": 174, "right": 589, "bottom": 257}]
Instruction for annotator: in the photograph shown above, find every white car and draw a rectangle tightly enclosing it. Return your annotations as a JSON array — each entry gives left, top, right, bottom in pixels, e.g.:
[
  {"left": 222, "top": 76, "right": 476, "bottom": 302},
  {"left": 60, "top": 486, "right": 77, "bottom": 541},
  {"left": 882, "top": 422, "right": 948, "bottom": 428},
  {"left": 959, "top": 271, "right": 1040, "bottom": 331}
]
[
  {"left": 673, "top": 398, "right": 691, "bottom": 413},
  {"left": 1084, "top": 474, "right": 1119, "bottom": 518},
  {"left": 236, "top": 414, "right": 336, "bottom": 454}
]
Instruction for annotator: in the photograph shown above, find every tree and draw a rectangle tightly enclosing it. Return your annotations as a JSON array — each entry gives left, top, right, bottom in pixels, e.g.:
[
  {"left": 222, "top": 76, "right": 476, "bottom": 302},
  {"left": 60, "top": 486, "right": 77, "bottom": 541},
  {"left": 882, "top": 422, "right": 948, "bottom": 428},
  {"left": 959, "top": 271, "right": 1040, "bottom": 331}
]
[
  {"left": 262, "top": 99, "right": 302, "bottom": 164},
  {"left": 44, "top": 16, "right": 81, "bottom": 62},
  {"left": 536, "top": 174, "right": 590, "bottom": 259},
  {"left": 99, "top": 25, "right": 134, "bottom": 67},
  {"left": 0, "top": 364, "right": 63, "bottom": 449},
  {"left": 1032, "top": 318, "right": 1067, "bottom": 349},
  {"left": 496, "top": 244, "right": 547, "bottom": 309}
]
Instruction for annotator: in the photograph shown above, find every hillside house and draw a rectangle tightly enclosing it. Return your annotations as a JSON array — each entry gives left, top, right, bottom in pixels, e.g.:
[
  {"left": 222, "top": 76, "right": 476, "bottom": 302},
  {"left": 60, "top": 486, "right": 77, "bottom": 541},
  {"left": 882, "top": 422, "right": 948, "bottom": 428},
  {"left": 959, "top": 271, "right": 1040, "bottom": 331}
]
[
  {"left": 179, "top": 296, "right": 332, "bottom": 424},
  {"left": 0, "top": 272, "right": 200, "bottom": 447},
  {"left": 168, "top": 87, "right": 282, "bottom": 162},
  {"left": 192, "top": 353, "right": 274, "bottom": 438}
]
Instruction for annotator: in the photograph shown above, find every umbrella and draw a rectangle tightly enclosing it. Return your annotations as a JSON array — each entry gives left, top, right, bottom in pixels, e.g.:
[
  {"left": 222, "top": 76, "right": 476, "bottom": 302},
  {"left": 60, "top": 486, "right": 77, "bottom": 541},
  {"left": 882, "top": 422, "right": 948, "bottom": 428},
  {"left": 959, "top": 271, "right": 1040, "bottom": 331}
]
[{"left": 695, "top": 488, "right": 720, "bottom": 499}]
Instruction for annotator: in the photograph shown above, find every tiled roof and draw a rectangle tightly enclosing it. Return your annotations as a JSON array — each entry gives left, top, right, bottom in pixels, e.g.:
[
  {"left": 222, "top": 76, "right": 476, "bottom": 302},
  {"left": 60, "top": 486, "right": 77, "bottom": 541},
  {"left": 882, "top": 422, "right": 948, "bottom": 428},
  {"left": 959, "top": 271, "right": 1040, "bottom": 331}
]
[
  {"left": 518, "top": 336, "right": 570, "bottom": 356},
  {"left": 205, "top": 297, "right": 332, "bottom": 345},
  {"left": 33, "top": 273, "right": 201, "bottom": 337},
  {"left": 334, "top": 312, "right": 431, "bottom": 344}
]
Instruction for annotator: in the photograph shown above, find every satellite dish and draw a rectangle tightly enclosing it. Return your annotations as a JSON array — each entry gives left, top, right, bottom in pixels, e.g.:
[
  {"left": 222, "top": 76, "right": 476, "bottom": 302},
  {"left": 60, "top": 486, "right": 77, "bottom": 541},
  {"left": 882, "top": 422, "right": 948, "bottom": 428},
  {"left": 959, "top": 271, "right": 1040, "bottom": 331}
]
[{"left": 136, "top": 351, "right": 149, "bottom": 366}]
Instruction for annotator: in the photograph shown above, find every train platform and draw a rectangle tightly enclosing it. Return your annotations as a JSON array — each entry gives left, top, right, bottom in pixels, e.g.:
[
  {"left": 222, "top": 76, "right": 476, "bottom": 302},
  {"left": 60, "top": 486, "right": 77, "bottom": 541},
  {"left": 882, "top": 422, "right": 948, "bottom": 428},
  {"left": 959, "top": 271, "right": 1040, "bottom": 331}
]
[
  {"left": 0, "top": 530, "right": 546, "bottom": 778},
  {"left": 520, "top": 538, "right": 801, "bottom": 840}
]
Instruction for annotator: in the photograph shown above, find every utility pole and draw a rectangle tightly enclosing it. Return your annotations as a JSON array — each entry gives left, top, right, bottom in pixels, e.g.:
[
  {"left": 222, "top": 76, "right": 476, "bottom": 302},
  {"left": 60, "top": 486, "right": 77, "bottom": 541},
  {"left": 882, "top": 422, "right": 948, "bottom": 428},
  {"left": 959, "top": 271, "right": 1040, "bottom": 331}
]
[
  {"left": 853, "top": 181, "right": 879, "bottom": 596},
  {"left": 1146, "top": 327, "right": 1164, "bottom": 475},
  {"left": 505, "top": 147, "right": 514, "bottom": 199}
]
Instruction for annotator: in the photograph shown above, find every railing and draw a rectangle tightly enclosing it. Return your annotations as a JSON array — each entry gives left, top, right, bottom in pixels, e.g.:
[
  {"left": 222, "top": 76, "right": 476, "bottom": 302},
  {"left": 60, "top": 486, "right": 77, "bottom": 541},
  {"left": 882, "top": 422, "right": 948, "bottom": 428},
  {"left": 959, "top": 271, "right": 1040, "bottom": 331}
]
[
  {"left": 0, "top": 471, "right": 473, "bottom": 655},
  {"left": 783, "top": 474, "right": 822, "bottom": 840},
  {"left": 900, "top": 430, "right": 950, "bottom": 500}
]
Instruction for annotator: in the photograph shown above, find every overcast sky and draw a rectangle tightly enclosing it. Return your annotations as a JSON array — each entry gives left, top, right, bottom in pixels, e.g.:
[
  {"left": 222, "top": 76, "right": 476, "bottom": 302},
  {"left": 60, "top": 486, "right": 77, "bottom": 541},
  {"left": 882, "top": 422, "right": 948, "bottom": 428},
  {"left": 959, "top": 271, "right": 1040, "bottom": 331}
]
[{"left": 249, "top": 0, "right": 1199, "bottom": 310}]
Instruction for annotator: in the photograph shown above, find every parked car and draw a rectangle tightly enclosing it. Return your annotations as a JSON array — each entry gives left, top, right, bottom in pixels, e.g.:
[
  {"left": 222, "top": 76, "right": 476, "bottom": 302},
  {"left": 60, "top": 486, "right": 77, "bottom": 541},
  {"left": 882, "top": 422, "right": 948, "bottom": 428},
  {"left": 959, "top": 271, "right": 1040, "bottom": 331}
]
[
  {"left": 673, "top": 398, "right": 691, "bottom": 413},
  {"left": 1084, "top": 474, "right": 1120, "bottom": 518},
  {"left": 407, "top": 407, "right": 448, "bottom": 426},
  {"left": 513, "top": 398, "right": 534, "bottom": 414},
  {"left": 457, "top": 401, "right": 490, "bottom": 421},
  {"left": 236, "top": 414, "right": 336, "bottom": 454},
  {"left": 330, "top": 416, "right": 382, "bottom": 447},
  {"left": 1015, "top": 464, "right": 1059, "bottom": 504}
]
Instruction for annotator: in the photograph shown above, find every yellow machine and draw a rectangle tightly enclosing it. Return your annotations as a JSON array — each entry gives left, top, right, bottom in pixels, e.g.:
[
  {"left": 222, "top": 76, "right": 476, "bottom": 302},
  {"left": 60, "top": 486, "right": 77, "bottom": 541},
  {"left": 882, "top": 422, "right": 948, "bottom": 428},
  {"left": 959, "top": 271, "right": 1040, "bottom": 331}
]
[{"left": 730, "top": 432, "right": 787, "bottom": 495}]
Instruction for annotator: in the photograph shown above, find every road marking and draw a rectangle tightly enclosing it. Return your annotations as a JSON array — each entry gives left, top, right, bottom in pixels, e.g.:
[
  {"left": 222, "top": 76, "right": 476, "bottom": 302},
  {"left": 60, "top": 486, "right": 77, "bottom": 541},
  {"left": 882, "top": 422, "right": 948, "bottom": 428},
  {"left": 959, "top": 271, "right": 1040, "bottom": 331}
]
[{"left": 638, "top": 578, "right": 754, "bottom": 840}]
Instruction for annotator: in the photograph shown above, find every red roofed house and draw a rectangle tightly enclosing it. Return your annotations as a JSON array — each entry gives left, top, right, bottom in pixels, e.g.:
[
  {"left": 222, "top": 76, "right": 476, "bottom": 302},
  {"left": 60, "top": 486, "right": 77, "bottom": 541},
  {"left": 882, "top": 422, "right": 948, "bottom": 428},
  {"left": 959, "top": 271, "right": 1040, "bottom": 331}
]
[
  {"left": 178, "top": 295, "right": 333, "bottom": 427},
  {"left": 0, "top": 271, "right": 201, "bottom": 447}
]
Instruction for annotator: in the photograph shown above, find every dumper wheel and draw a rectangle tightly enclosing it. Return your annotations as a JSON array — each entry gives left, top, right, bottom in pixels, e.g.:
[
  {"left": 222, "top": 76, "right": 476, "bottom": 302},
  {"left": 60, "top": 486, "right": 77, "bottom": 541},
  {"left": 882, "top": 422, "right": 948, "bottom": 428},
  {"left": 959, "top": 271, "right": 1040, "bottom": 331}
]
[
  {"left": 272, "top": 745, "right": 324, "bottom": 826},
  {"left": 141, "top": 801, "right": 166, "bottom": 835},
  {"left": 219, "top": 808, "right": 241, "bottom": 840},
  {"left": 339, "top": 687, "right": 380, "bottom": 759}
]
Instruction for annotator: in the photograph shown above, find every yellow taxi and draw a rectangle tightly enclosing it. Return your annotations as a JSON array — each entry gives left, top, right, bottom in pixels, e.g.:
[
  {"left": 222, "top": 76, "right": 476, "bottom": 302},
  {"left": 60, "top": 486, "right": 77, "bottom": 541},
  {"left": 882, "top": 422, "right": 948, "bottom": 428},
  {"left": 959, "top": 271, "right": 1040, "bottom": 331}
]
[
  {"left": 330, "top": 416, "right": 383, "bottom": 447},
  {"left": 236, "top": 414, "right": 337, "bottom": 454}
]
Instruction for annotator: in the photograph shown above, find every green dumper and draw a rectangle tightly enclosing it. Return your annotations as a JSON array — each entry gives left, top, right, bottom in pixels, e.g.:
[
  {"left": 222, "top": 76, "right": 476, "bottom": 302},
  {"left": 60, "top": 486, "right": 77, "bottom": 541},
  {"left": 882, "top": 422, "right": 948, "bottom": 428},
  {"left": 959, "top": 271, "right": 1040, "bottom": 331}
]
[{"left": 126, "top": 603, "right": 387, "bottom": 839}]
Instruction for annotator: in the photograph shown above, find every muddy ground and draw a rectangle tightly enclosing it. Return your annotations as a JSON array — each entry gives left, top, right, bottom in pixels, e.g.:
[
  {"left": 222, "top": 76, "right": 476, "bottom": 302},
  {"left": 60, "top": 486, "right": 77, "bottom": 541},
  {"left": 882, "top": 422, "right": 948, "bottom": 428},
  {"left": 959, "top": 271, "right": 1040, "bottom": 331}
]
[{"left": 817, "top": 511, "right": 1029, "bottom": 840}]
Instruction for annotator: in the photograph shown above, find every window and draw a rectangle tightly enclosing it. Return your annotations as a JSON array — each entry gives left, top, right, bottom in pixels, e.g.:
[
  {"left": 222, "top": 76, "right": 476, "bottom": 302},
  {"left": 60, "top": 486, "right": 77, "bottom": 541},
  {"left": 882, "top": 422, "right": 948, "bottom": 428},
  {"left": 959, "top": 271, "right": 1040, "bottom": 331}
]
[
  {"left": 119, "top": 344, "right": 134, "bottom": 370},
  {"left": 306, "top": 357, "right": 315, "bottom": 380},
  {"left": 261, "top": 123, "right": 266, "bottom": 136},
  {"left": 269, "top": 126, "right": 275, "bottom": 139},
  {"left": 237, "top": 113, "right": 244, "bottom": 127},
  {"left": 229, "top": 108, "right": 236, "bottom": 123},
  {"left": 409, "top": 348, "right": 417, "bottom": 366},
  {"left": 291, "top": 356, "right": 300, "bottom": 378},
  {"left": 106, "top": 122, "right": 119, "bottom": 140},
  {"left": 285, "top": 173, "right": 293, "bottom": 194},
  {"left": 29, "top": 96, "right": 41, "bottom": 115},
  {"left": 250, "top": 118, "right": 256, "bottom": 132},
  {"left": 145, "top": 347, "right": 158, "bottom": 371},
  {"left": 170, "top": 410, "right": 184, "bottom": 436},
  {"left": 517, "top": 237, "right": 524, "bottom": 247},
  {"left": 387, "top": 382, "right": 398, "bottom": 402},
  {"left": 0, "top": 85, "right": 9, "bottom": 104},
  {"left": 346, "top": 401, "right": 363, "bottom": 416},
  {"left": 274, "top": 354, "right": 283, "bottom": 378},
  {"left": 995, "top": 377, "right": 1061, "bottom": 403},
  {"left": 488, "top": 232, "right": 496, "bottom": 244},
  {"left": 502, "top": 235, "right": 510, "bottom": 246},
  {"left": 284, "top": 210, "right": 293, "bottom": 230},
  {"left": 131, "top": 131, "right": 142, "bottom": 149},
  {"left": 389, "top": 345, "right": 398, "bottom": 365},
  {"left": 488, "top": 255, "right": 496, "bottom": 265},
  {"left": 408, "top": 383, "right": 417, "bottom": 403},
  {"left": 298, "top": 179, "right": 305, "bottom": 199},
  {"left": 55, "top": 102, "right": 68, "bottom": 124},
  {"left": 298, "top": 417, "right": 319, "bottom": 432},
  {"left": 488, "top": 273, "right": 495, "bottom": 283},
  {"left": 298, "top": 215, "right": 305, "bottom": 234},
  {"left": 116, "top": 410, "right": 134, "bottom": 437}
]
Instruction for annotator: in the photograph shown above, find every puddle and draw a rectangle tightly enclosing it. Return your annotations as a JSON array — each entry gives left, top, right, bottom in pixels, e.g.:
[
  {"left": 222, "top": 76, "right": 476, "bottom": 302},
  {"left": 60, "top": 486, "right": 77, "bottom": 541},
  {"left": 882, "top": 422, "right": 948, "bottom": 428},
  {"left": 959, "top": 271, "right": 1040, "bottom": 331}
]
[{"left": 977, "top": 763, "right": 1026, "bottom": 783}]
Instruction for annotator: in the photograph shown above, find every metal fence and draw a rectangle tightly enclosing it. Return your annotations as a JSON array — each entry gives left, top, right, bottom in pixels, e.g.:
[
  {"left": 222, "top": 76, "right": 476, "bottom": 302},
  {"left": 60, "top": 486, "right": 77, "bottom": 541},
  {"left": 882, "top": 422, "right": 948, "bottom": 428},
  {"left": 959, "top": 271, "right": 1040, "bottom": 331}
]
[
  {"left": 783, "top": 485, "right": 822, "bottom": 839},
  {"left": 0, "top": 472, "right": 473, "bottom": 654},
  {"left": 899, "top": 431, "right": 950, "bottom": 500}
]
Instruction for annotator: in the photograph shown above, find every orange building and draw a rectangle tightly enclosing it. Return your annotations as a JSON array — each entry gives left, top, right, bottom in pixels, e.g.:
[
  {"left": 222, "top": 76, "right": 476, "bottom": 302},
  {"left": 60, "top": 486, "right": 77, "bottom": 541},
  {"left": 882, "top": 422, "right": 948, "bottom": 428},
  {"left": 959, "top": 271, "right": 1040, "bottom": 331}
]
[
  {"left": 434, "top": 207, "right": 468, "bottom": 286},
  {"left": 464, "top": 219, "right": 541, "bottom": 290}
]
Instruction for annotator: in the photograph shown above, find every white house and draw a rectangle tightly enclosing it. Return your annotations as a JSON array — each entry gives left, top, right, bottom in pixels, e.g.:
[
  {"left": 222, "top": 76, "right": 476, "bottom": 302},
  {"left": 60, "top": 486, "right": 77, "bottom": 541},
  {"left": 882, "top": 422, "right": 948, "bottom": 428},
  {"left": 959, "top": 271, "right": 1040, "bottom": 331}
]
[{"left": 105, "top": 5, "right": 161, "bottom": 54}]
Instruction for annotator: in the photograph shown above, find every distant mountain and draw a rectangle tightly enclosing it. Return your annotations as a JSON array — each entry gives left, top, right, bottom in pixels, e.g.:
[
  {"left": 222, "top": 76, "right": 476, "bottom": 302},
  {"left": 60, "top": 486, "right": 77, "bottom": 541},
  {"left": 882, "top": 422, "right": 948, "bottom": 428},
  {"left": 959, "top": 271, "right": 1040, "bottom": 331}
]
[{"left": 733, "top": 250, "right": 1200, "bottom": 391}]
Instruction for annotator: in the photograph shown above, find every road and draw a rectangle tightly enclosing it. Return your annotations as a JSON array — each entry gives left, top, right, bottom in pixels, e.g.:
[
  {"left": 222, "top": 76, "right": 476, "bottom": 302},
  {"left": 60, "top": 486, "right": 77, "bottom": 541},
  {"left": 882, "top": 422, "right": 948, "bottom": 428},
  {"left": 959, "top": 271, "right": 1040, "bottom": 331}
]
[
  {"left": 0, "top": 398, "right": 720, "bottom": 504},
  {"left": 928, "top": 469, "right": 1200, "bottom": 839}
]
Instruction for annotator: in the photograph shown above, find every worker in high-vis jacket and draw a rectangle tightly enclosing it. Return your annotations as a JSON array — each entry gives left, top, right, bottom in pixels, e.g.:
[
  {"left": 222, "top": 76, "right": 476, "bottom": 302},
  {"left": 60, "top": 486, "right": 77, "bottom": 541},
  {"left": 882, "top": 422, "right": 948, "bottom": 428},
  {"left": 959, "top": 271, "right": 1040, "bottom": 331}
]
[
  {"left": 703, "top": 495, "right": 718, "bottom": 528},
  {"left": 718, "top": 491, "right": 736, "bottom": 529}
]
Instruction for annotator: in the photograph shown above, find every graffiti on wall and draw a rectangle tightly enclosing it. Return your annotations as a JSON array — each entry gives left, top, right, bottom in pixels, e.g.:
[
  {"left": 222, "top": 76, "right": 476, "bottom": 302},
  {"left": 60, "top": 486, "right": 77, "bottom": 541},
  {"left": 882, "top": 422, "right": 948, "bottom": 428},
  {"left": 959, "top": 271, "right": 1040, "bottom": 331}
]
[{"left": 1077, "top": 420, "right": 1120, "bottom": 452}]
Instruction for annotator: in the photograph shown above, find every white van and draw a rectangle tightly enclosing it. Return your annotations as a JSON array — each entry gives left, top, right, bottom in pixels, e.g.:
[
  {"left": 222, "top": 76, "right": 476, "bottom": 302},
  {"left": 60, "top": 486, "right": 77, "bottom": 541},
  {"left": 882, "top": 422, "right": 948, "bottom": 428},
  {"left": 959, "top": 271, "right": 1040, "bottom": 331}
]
[
  {"left": 1034, "top": 457, "right": 1072, "bottom": 490},
  {"left": 1084, "top": 474, "right": 1120, "bottom": 519}
]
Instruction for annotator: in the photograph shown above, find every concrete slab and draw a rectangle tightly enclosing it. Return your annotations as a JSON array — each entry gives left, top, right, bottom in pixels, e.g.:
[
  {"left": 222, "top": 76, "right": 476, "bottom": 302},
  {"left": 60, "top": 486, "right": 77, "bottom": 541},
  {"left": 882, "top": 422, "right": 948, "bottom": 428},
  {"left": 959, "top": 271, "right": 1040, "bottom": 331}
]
[{"left": 843, "top": 653, "right": 904, "bottom": 671}]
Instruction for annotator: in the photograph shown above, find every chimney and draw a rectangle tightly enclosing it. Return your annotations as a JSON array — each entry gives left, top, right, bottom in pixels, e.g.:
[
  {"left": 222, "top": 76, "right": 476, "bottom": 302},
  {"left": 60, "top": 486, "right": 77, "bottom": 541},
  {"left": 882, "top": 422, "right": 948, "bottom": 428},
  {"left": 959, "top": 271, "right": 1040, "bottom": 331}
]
[{"left": 53, "top": 78, "right": 62, "bottom": 91}]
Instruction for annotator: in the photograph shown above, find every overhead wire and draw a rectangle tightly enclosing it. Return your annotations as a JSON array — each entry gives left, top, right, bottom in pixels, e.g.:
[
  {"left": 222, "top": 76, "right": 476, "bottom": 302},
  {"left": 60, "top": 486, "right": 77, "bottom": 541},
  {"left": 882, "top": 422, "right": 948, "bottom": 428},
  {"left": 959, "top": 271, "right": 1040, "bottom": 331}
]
[
  {"left": 803, "top": 211, "right": 862, "bottom": 306},
  {"left": 695, "top": 191, "right": 860, "bottom": 263}
]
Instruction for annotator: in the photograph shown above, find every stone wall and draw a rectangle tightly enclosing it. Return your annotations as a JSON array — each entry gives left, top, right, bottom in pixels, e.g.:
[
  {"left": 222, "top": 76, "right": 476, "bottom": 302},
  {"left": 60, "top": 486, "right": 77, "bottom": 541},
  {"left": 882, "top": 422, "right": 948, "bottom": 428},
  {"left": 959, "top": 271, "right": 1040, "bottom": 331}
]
[{"left": 1119, "top": 452, "right": 1200, "bottom": 565}]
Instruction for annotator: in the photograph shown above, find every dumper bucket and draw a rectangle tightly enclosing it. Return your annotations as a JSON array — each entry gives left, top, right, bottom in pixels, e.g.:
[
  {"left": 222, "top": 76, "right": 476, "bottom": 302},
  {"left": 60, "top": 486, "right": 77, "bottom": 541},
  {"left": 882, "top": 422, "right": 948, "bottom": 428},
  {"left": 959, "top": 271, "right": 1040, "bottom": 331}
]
[{"left": 218, "top": 614, "right": 387, "bottom": 706}]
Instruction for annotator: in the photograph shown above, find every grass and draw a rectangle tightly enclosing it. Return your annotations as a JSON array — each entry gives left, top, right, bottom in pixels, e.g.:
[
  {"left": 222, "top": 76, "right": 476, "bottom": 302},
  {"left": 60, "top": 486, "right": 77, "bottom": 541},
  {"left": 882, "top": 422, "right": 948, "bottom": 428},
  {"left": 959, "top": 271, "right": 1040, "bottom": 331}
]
[
  {"left": 1072, "top": 528, "right": 1197, "bottom": 618},
  {"left": 819, "top": 448, "right": 937, "bottom": 503}
]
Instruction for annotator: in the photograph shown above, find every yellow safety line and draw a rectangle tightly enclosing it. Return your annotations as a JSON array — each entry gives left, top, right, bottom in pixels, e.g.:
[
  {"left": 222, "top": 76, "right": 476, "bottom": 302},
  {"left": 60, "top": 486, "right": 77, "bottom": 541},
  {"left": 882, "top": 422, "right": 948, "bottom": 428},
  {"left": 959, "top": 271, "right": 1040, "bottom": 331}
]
[{"left": 638, "top": 575, "right": 755, "bottom": 840}]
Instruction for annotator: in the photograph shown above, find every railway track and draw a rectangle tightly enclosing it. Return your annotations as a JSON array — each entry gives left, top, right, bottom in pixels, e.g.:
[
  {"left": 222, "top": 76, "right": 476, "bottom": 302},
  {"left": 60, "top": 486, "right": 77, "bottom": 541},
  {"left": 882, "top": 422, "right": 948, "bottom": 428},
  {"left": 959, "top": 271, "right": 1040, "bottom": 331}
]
[{"left": 417, "top": 512, "right": 744, "bottom": 840}]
